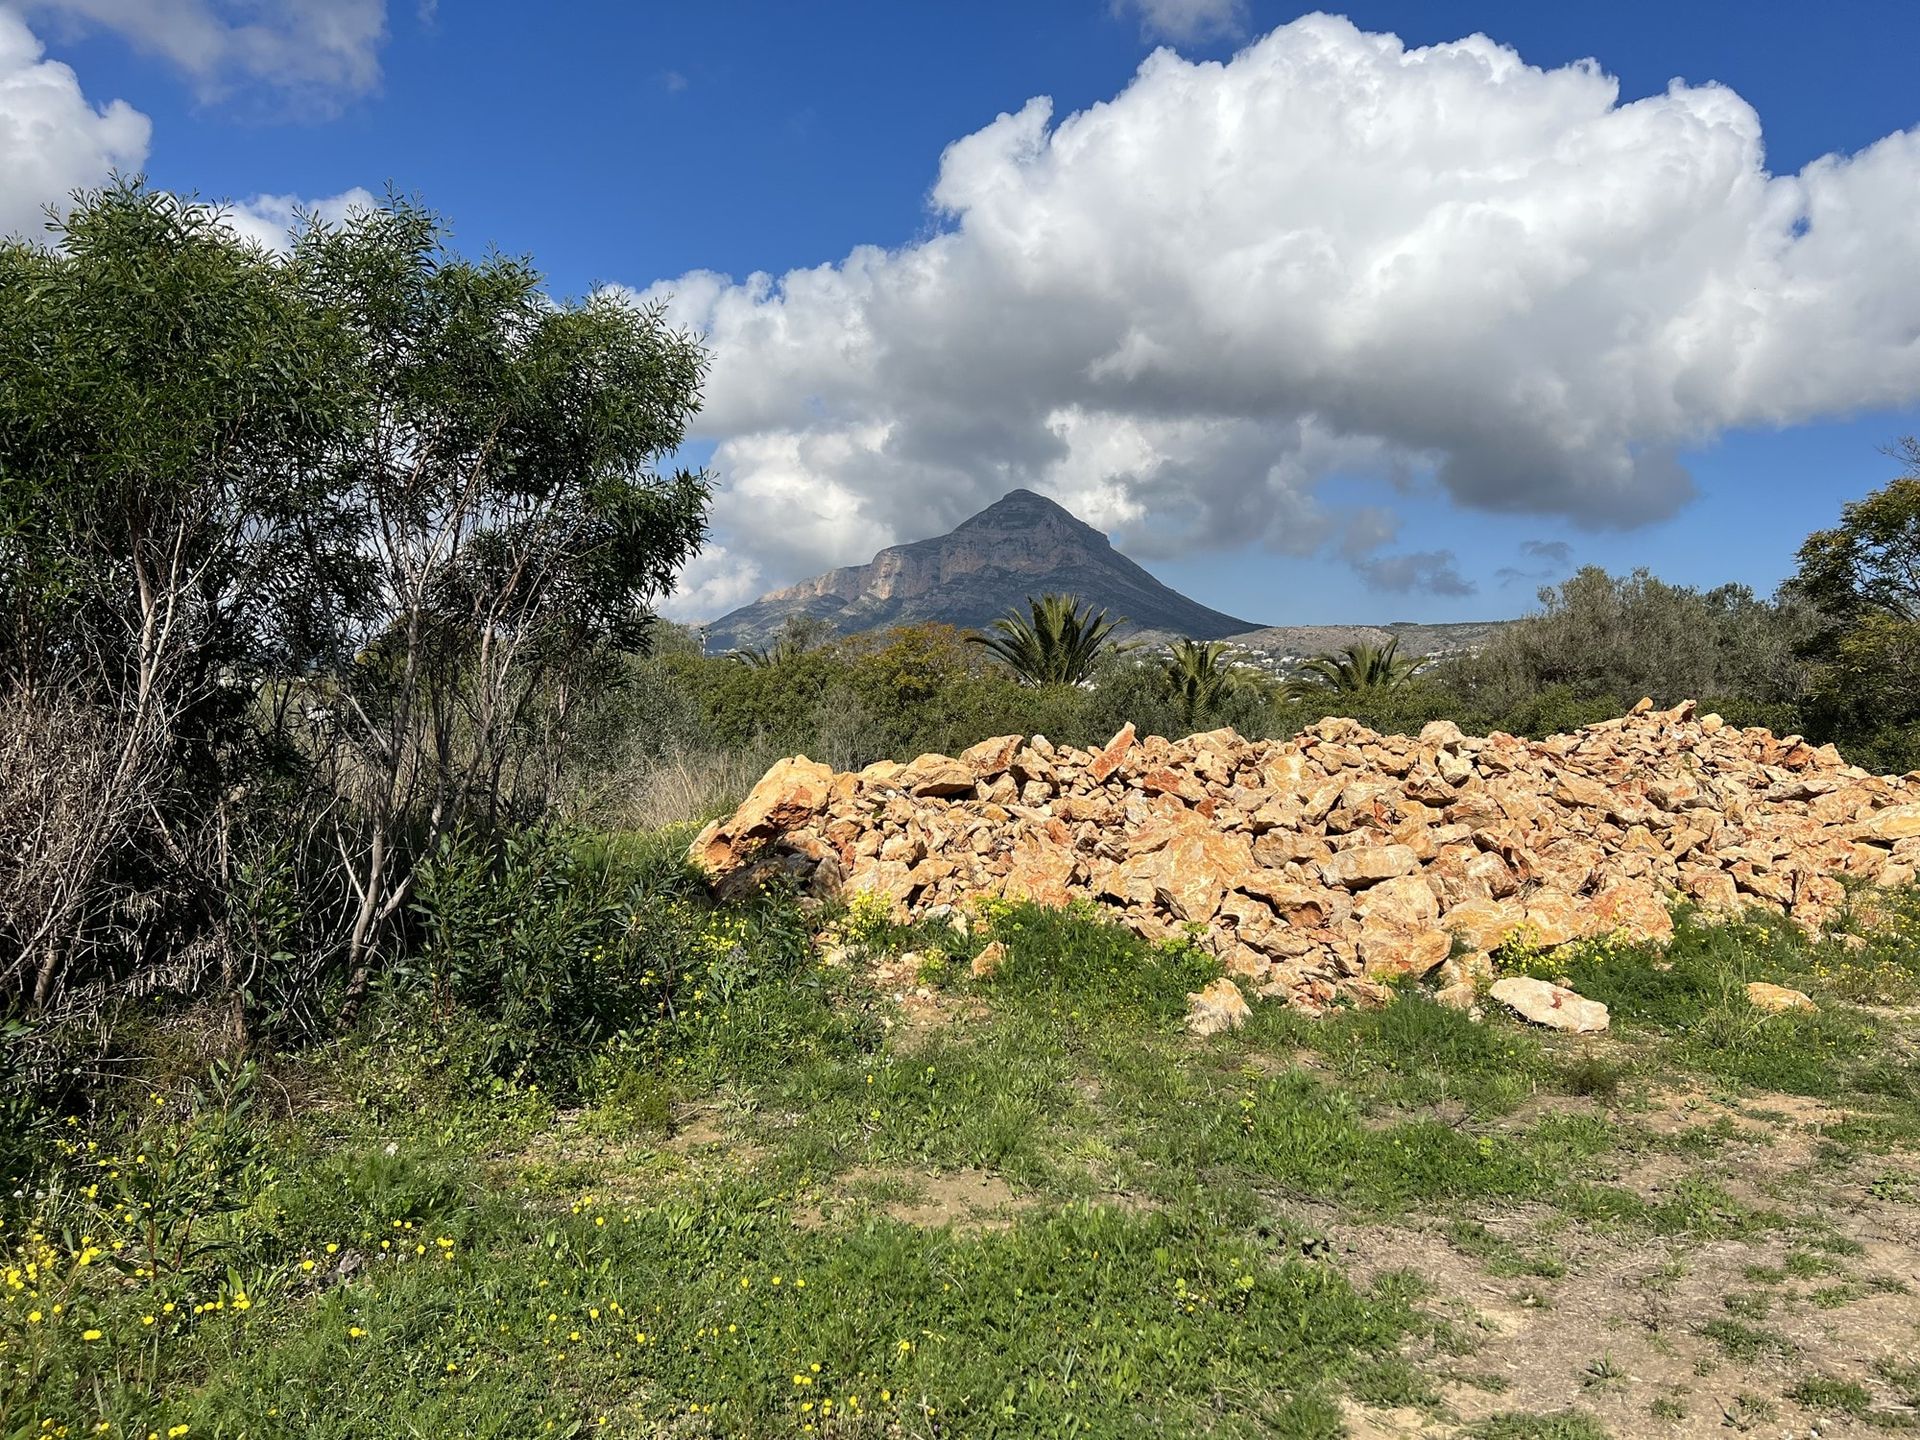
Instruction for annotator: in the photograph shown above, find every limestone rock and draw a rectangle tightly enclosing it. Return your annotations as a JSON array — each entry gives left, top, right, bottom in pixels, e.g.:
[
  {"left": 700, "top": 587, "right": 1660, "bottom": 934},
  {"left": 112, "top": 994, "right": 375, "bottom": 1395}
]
[
  {"left": 691, "top": 703, "right": 1919, "bottom": 1017},
  {"left": 969, "top": 940, "right": 1008, "bottom": 980},
  {"left": 1489, "top": 977, "right": 1609, "bottom": 1033},
  {"left": 1186, "top": 977, "right": 1252, "bottom": 1037},
  {"left": 1745, "top": 981, "right": 1816, "bottom": 1013},
  {"left": 1321, "top": 844, "right": 1421, "bottom": 890}
]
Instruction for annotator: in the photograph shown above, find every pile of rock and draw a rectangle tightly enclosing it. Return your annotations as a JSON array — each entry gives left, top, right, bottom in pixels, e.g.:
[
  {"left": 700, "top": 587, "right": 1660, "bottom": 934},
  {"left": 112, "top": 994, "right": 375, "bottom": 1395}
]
[{"left": 689, "top": 702, "right": 1920, "bottom": 1015}]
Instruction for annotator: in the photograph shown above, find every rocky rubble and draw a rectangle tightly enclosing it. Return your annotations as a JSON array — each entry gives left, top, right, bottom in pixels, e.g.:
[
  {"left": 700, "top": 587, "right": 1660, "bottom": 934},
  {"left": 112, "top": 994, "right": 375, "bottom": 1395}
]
[{"left": 689, "top": 702, "right": 1920, "bottom": 1014}]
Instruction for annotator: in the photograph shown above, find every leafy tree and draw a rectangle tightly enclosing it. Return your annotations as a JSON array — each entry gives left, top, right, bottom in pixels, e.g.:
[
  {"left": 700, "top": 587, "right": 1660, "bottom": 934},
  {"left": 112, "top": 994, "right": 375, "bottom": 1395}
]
[
  {"left": 1786, "top": 446, "right": 1920, "bottom": 771},
  {"left": 1791, "top": 445, "right": 1920, "bottom": 626},
  {"left": 968, "top": 593, "right": 1126, "bottom": 687},
  {"left": 1448, "top": 567, "right": 1811, "bottom": 719},
  {"left": 0, "top": 181, "right": 712, "bottom": 1016},
  {"left": 1286, "top": 639, "right": 1421, "bottom": 697},
  {"left": 290, "top": 194, "right": 710, "bottom": 1017},
  {"left": 0, "top": 184, "right": 356, "bottom": 1005}
]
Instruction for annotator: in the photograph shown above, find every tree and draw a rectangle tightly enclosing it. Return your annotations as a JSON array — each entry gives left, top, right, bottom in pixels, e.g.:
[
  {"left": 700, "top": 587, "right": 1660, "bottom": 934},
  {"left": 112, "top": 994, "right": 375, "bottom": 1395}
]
[
  {"left": 1286, "top": 639, "right": 1421, "bottom": 697},
  {"left": 290, "top": 195, "right": 711, "bottom": 1018},
  {"left": 1785, "top": 446, "right": 1920, "bottom": 771},
  {"left": 0, "top": 181, "right": 712, "bottom": 1016},
  {"left": 968, "top": 594, "right": 1126, "bottom": 687},
  {"left": 0, "top": 184, "right": 356, "bottom": 1006},
  {"left": 1160, "top": 638, "right": 1269, "bottom": 730},
  {"left": 1789, "top": 446, "right": 1920, "bottom": 625},
  {"left": 1448, "top": 567, "right": 1811, "bottom": 719},
  {"left": 728, "top": 615, "right": 832, "bottom": 668}
]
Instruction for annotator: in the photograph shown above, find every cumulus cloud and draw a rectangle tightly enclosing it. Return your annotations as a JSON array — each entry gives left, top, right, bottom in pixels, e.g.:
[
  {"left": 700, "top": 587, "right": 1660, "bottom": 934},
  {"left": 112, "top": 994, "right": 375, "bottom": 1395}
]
[
  {"left": 637, "top": 14, "right": 1920, "bottom": 616},
  {"left": 222, "top": 185, "right": 376, "bottom": 250},
  {"left": 0, "top": 9, "right": 149, "bottom": 240},
  {"left": 17, "top": 0, "right": 388, "bottom": 105},
  {"left": 660, "top": 543, "right": 766, "bottom": 623},
  {"left": 1111, "top": 0, "right": 1247, "bottom": 44}
]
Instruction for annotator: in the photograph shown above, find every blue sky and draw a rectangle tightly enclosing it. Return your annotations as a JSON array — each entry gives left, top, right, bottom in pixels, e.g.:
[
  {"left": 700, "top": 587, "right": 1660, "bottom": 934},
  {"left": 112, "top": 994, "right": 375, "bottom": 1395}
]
[{"left": 4, "top": 0, "right": 1919, "bottom": 625}]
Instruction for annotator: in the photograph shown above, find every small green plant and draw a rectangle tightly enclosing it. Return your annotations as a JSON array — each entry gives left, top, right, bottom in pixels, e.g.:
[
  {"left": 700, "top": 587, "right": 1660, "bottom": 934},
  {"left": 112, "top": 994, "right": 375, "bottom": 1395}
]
[
  {"left": 1465, "top": 1411, "right": 1611, "bottom": 1440},
  {"left": 1697, "top": 1318, "right": 1791, "bottom": 1362},
  {"left": 1581, "top": 1354, "right": 1626, "bottom": 1388},
  {"left": 1787, "top": 1377, "right": 1872, "bottom": 1415}
]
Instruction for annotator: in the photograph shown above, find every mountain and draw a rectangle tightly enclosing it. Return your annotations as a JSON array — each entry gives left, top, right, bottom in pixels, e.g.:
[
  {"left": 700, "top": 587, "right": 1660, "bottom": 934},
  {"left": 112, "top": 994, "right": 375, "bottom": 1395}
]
[{"left": 700, "top": 489, "right": 1262, "bottom": 651}]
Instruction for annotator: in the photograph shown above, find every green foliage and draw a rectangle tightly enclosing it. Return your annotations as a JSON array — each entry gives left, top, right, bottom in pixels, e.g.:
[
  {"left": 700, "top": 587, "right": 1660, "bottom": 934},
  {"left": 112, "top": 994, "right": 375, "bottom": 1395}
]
[
  {"left": 1788, "top": 448, "right": 1920, "bottom": 772},
  {"left": 969, "top": 593, "right": 1128, "bottom": 687},
  {"left": 1160, "top": 638, "right": 1273, "bottom": 730},
  {"left": 1466, "top": 1412, "right": 1612, "bottom": 1440},
  {"left": 1286, "top": 639, "right": 1422, "bottom": 696},
  {"left": 0, "top": 179, "right": 713, "bottom": 1015},
  {"left": 402, "top": 827, "right": 850, "bottom": 1099},
  {"left": 1446, "top": 568, "right": 1815, "bottom": 724}
]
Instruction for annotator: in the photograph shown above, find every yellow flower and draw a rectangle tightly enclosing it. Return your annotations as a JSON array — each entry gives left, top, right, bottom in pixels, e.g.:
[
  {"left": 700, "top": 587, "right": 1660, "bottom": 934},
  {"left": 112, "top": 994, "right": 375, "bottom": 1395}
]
[
  {"left": 348, "top": 1326, "right": 365, "bottom": 1339},
  {"left": 81, "top": 1329, "right": 103, "bottom": 1341},
  {"left": 26, "top": 1310, "right": 41, "bottom": 1324}
]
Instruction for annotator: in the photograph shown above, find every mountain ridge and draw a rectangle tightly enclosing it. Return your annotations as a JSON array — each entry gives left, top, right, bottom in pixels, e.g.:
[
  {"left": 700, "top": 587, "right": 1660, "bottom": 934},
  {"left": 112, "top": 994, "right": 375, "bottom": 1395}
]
[{"left": 701, "top": 489, "right": 1263, "bottom": 650}]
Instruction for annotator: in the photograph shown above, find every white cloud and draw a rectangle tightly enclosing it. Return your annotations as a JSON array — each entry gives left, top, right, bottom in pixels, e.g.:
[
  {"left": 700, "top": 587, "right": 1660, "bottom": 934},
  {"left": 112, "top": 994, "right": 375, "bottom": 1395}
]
[
  {"left": 659, "top": 543, "right": 765, "bottom": 623},
  {"left": 222, "top": 185, "right": 375, "bottom": 250},
  {"left": 17, "top": 0, "right": 388, "bottom": 105},
  {"left": 1111, "top": 0, "right": 1247, "bottom": 44},
  {"left": 636, "top": 15, "right": 1920, "bottom": 613},
  {"left": 0, "top": 9, "right": 148, "bottom": 239}
]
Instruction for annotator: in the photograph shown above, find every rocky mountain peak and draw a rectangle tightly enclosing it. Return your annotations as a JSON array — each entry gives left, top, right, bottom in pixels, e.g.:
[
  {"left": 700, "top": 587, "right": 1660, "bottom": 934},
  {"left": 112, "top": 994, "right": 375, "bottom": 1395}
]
[{"left": 701, "top": 489, "right": 1259, "bottom": 651}]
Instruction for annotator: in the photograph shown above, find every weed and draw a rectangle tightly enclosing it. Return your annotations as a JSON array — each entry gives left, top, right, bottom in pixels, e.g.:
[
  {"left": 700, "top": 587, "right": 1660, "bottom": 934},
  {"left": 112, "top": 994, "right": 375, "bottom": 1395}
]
[
  {"left": 1696, "top": 1318, "right": 1792, "bottom": 1362},
  {"left": 1788, "top": 1377, "right": 1873, "bottom": 1415},
  {"left": 1466, "top": 1411, "right": 1612, "bottom": 1440}
]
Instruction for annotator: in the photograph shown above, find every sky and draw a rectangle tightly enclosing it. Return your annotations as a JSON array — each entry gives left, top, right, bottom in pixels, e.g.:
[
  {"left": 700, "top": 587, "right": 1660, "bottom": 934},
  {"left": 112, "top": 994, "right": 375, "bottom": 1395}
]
[{"left": 3, "top": 0, "right": 1918, "bottom": 627}]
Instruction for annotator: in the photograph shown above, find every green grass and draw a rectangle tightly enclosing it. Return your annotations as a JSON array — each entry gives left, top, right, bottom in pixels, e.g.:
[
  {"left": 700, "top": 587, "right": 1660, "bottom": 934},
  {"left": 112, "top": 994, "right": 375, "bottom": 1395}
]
[
  {"left": 1465, "top": 1412, "right": 1611, "bottom": 1440},
  {"left": 5, "top": 883, "right": 1919, "bottom": 1438},
  {"left": 1786, "top": 1377, "right": 1873, "bottom": 1415},
  {"left": 1696, "top": 1318, "right": 1793, "bottom": 1363}
]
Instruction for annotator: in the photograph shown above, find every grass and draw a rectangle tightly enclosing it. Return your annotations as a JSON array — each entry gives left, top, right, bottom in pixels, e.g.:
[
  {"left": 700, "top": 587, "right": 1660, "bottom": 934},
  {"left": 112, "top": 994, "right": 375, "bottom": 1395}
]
[{"left": 4, "top": 875, "right": 1918, "bottom": 1438}]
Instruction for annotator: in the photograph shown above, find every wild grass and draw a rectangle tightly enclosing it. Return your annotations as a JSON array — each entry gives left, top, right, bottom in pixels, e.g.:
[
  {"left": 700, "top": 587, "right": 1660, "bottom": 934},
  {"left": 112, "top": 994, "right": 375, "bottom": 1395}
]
[{"left": 5, "top": 871, "right": 1918, "bottom": 1438}]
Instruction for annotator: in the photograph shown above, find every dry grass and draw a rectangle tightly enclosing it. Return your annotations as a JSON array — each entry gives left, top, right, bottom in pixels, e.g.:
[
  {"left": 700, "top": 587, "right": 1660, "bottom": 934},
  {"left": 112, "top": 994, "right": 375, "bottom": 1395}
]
[{"left": 595, "top": 743, "right": 782, "bottom": 830}]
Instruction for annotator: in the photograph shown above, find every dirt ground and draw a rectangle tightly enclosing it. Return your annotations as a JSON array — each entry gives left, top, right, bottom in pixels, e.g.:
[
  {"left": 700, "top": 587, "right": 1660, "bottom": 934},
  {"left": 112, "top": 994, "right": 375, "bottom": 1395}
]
[{"left": 1331, "top": 1089, "right": 1920, "bottom": 1437}]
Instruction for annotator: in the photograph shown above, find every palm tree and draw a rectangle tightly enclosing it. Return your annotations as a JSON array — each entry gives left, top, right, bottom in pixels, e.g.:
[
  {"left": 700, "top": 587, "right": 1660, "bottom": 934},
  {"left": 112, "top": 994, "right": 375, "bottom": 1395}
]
[
  {"left": 727, "top": 615, "right": 831, "bottom": 668},
  {"left": 968, "top": 593, "right": 1126, "bottom": 686},
  {"left": 1284, "top": 639, "right": 1422, "bottom": 697},
  {"left": 1161, "top": 638, "right": 1270, "bottom": 728}
]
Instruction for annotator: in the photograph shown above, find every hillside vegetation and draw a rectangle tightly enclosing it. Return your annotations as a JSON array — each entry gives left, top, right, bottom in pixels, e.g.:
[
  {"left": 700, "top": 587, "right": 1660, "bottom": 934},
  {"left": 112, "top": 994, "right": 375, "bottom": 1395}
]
[{"left": 4, "top": 186, "right": 1919, "bottom": 1439}]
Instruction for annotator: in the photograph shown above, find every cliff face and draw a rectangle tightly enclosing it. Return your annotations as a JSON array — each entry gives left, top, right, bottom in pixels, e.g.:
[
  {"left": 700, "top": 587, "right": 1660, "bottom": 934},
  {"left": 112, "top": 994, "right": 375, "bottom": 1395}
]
[{"left": 703, "top": 489, "right": 1260, "bottom": 650}]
